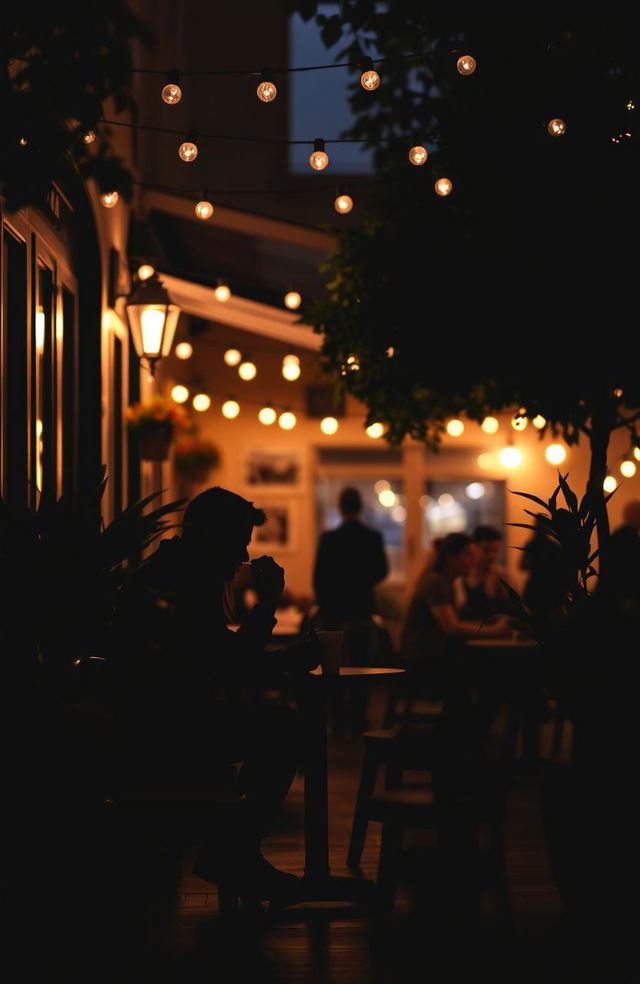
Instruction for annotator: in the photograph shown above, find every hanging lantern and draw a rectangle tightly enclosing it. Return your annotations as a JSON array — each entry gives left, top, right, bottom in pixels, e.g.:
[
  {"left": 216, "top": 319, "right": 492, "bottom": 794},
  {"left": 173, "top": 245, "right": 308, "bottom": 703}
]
[{"left": 125, "top": 273, "right": 180, "bottom": 376}]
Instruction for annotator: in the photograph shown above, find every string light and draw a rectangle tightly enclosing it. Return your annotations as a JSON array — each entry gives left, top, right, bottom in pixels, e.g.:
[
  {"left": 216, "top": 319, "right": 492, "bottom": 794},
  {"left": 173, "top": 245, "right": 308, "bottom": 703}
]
[
  {"left": 499, "top": 447, "right": 522, "bottom": 468},
  {"left": 547, "top": 118, "right": 566, "bottom": 136},
  {"left": 620, "top": 460, "right": 637, "bottom": 478},
  {"left": 215, "top": 281, "right": 231, "bottom": 302},
  {"left": 435, "top": 177, "right": 453, "bottom": 196},
  {"left": 238, "top": 358, "right": 257, "bottom": 381},
  {"left": 222, "top": 399, "right": 240, "bottom": 419},
  {"left": 481, "top": 416, "right": 499, "bottom": 434},
  {"left": 284, "top": 291, "right": 301, "bottom": 310},
  {"left": 477, "top": 453, "right": 494, "bottom": 469},
  {"left": 258, "top": 404, "right": 277, "bottom": 425},
  {"left": 320, "top": 416, "right": 339, "bottom": 435},
  {"left": 18, "top": 137, "right": 28, "bottom": 147},
  {"left": 346, "top": 354, "right": 360, "bottom": 371},
  {"left": 171, "top": 384, "right": 189, "bottom": 403},
  {"left": 279, "top": 410, "right": 297, "bottom": 430},
  {"left": 193, "top": 393, "right": 211, "bottom": 411},
  {"left": 408, "top": 145, "right": 428, "bottom": 165},
  {"left": 334, "top": 192, "right": 353, "bottom": 214},
  {"left": 456, "top": 55, "right": 476, "bottom": 75},
  {"left": 282, "top": 353, "right": 299, "bottom": 366},
  {"left": 161, "top": 71, "right": 182, "bottom": 105},
  {"left": 83, "top": 130, "right": 96, "bottom": 144},
  {"left": 532, "top": 415, "right": 546, "bottom": 429},
  {"left": 178, "top": 131, "right": 199, "bottom": 162},
  {"left": 366, "top": 422, "right": 384, "bottom": 439},
  {"left": 224, "top": 347, "right": 241, "bottom": 366},
  {"left": 194, "top": 196, "right": 214, "bottom": 220},
  {"left": 100, "top": 191, "right": 119, "bottom": 208},
  {"left": 603, "top": 475, "right": 617, "bottom": 493},
  {"left": 512, "top": 414, "right": 528, "bottom": 431},
  {"left": 379, "top": 489, "right": 397, "bottom": 507},
  {"left": 446, "top": 419, "right": 464, "bottom": 437},
  {"left": 634, "top": 448, "right": 640, "bottom": 462},
  {"left": 175, "top": 341, "right": 193, "bottom": 360},
  {"left": 137, "top": 264, "right": 155, "bottom": 281},
  {"left": 360, "top": 57, "right": 381, "bottom": 91},
  {"left": 257, "top": 69, "right": 277, "bottom": 103},
  {"left": 309, "top": 138, "right": 329, "bottom": 171},
  {"left": 282, "top": 360, "right": 301, "bottom": 381},
  {"left": 545, "top": 444, "right": 567, "bottom": 465}
]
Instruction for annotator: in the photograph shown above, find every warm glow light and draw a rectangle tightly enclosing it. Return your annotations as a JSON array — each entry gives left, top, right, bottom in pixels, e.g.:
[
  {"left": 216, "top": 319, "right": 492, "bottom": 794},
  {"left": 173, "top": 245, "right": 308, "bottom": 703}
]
[
  {"left": 320, "top": 416, "right": 339, "bottom": 435},
  {"left": 547, "top": 118, "right": 566, "bottom": 136},
  {"left": 257, "top": 80, "right": 277, "bottom": 103},
  {"left": 512, "top": 415, "right": 528, "bottom": 431},
  {"left": 137, "top": 264, "right": 155, "bottom": 281},
  {"left": 457, "top": 55, "right": 476, "bottom": 75},
  {"left": 258, "top": 405, "right": 277, "bottom": 425},
  {"left": 391, "top": 505, "right": 406, "bottom": 523},
  {"left": 282, "top": 361, "right": 301, "bottom": 381},
  {"left": 238, "top": 360, "right": 257, "bottom": 381},
  {"left": 620, "top": 460, "right": 637, "bottom": 478},
  {"left": 378, "top": 489, "right": 397, "bottom": 507},
  {"left": 193, "top": 393, "right": 211, "bottom": 412},
  {"left": 447, "top": 419, "right": 464, "bottom": 437},
  {"left": 466, "top": 482, "right": 485, "bottom": 500},
  {"left": 162, "top": 83, "right": 182, "bottom": 105},
  {"left": 19, "top": 137, "right": 28, "bottom": 147},
  {"left": 346, "top": 354, "right": 360, "bottom": 371},
  {"left": 603, "top": 475, "right": 617, "bottom": 493},
  {"left": 481, "top": 416, "right": 499, "bottom": 434},
  {"left": 171, "top": 384, "right": 189, "bottom": 404},
  {"left": 309, "top": 140, "right": 329, "bottom": 170},
  {"left": 439, "top": 493, "right": 454, "bottom": 508},
  {"left": 83, "top": 130, "right": 96, "bottom": 144},
  {"left": 100, "top": 191, "right": 119, "bottom": 208},
  {"left": 545, "top": 444, "right": 567, "bottom": 465},
  {"left": 35, "top": 309, "right": 45, "bottom": 351},
  {"left": 215, "top": 284, "right": 231, "bottom": 303},
  {"left": 419, "top": 495, "right": 433, "bottom": 509},
  {"left": 386, "top": 347, "right": 395, "bottom": 358},
  {"left": 634, "top": 447, "right": 640, "bottom": 462},
  {"left": 533, "top": 415, "right": 546, "bottom": 429},
  {"left": 283, "top": 353, "right": 299, "bottom": 366},
  {"left": 195, "top": 200, "right": 214, "bottom": 220},
  {"left": 477, "top": 453, "right": 494, "bottom": 470},
  {"left": 222, "top": 400, "right": 240, "bottom": 419},
  {"left": 408, "top": 145, "right": 428, "bottom": 166},
  {"left": 374, "top": 480, "right": 390, "bottom": 495},
  {"left": 284, "top": 291, "right": 302, "bottom": 310},
  {"left": 140, "top": 309, "right": 166, "bottom": 355},
  {"left": 279, "top": 410, "right": 297, "bottom": 430},
  {"left": 499, "top": 447, "right": 523, "bottom": 468},
  {"left": 360, "top": 69, "right": 380, "bottom": 91},
  {"left": 224, "top": 348, "right": 241, "bottom": 367},
  {"left": 335, "top": 194, "right": 353, "bottom": 214},
  {"left": 178, "top": 140, "right": 198, "bottom": 162},
  {"left": 366, "top": 422, "right": 385, "bottom": 439},
  {"left": 175, "top": 341, "right": 193, "bottom": 360},
  {"left": 435, "top": 178, "right": 453, "bottom": 196}
]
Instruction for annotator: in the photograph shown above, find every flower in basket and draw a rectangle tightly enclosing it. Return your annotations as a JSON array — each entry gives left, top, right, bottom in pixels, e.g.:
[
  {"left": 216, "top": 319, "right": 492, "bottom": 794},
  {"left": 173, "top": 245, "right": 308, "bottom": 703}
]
[
  {"left": 174, "top": 436, "right": 220, "bottom": 478},
  {"left": 126, "top": 396, "right": 190, "bottom": 439}
]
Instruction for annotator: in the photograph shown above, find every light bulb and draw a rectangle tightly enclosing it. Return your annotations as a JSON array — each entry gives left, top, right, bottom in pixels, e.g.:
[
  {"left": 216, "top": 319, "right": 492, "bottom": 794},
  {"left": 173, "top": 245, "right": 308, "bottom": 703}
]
[
  {"left": 257, "top": 80, "right": 277, "bottom": 103},
  {"left": 215, "top": 284, "right": 231, "bottom": 303},
  {"left": 282, "top": 353, "right": 299, "bottom": 366},
  {"left": 238, "top": 360, "right": 257, "bottom": 381},
  {"left": 100, "top": 191, "right": 119, "bottom": 208},
  {"left": 137, "top": 264, "right": 155, "bottom": 281},
  {"left": 335, "top": 194, "right": 353, "bottom": 214},
  {"left": 435, "top": 178, "right": 453, "bottom": 197},
  {"left": 408, "top": 145, "right": 428, "bottom": 166},
  {"left": 379, "top": 489, "right": 397, "bottom": 507},
  {"left": 279, "top": 410, "right": 297, "bottom": 430},
  {"left": 603, "top": 475, "right": 617, "bottom": 493},
  {"left": 374, "top": 480, "right": 390, "bottom": 495},
  {"left": 284, "top": 291, "right": 301, "bottom": 310},
  {"left": 195, "top": 200, "right": 214, "bottom": 220},
  {"left": 222, "top": 399, "right": 240, "bottom": 419},
  {"left": 477, "top": 453, "right": 494, "bottom": 470},
  {"left": 545, "top": 444, "right": 567, "bottom": 465},
  {"left": 224, "top": 348, "right": 241, "bottom": 366},
  {"left": 309, "top": 139, "right": 329, "bottom": 170},
  {"left": 547, "top": 118, "right": 566, "bottom": 136},
  {"left": 193, "top": 393, "right": 211, "bottom": 412},
  {"left": 620, "top": 460, "right": 637, "bottom": 478},
  {"left": 366, "top": 422, "right": 384, "bottom": 439},
  {"left": 481, "top": 416, "right": 499, "bottom": 434},
  {"left": 258, "top": 405, "right": 277, "bottom": 426},
  {"left": 457, "top": 55, "right": 477, "bottom": 75},
  {"left": 171, "top": 385, "right": 189, "bottom": 404},
  {"left": 532, "top": 414, "right": 546, "bottom": 429},
  {"left": 466, "top": 482, "right": 485, "bottom": 500},
  {"left": 386, "top": 347, "right": 395, "bottom": 358},
  {"left": 320, "top": 416, "right": 339, "bottom": 435},
  {"left": 346, "top": 354, "right": 360, "bottom": 371},
  {"left": 83, "top": 130, "right": 96, "bottom": 144},
  {"left": 178, "top": 139, "right": 198, "bottom": 162},
  {"left": 447, "top": 419, "right": 464, "bottom": 437},
  {"left": 634, "top": 447, "right": 640, "bottom": 462},
  {"left": 439, "top": 493, "right": 454, "bottom": 508},
  {"left": 499, "top": 447, "right": 523, "bottom": 468},
  {"left": 162, "top": 83, "right": 182, "bottom": 105},
  {"left": 512, "top": 415, "right": 528, "bottom": 431},
  {"left": 282, "top": 361, "right": 301, "bottom": 381},
  {"left": 360, "top": 69, "right": 381, "bottom": 91},
  {"left": 19, "top": 137, "right": 28, "bottom": 147},
  {"left": 175, "top": 342, "right": 193, "bottom": 360}
]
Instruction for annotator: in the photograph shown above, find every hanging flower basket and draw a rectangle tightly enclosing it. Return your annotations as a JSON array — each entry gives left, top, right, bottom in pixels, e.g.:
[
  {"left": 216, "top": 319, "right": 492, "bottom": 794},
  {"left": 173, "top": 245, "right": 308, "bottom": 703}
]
[
  {"left": 174, "top": 437, "right": 220, "bottom": 482},
  {"left": 126, "top": 396, "right": 190, "bottom": 461},
  {"left": 135, "top": 427, "right": 173, "bottom": 461}
]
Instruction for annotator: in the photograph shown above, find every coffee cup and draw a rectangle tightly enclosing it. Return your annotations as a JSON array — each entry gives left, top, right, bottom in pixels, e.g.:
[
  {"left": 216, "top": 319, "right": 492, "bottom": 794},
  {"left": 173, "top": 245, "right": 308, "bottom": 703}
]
[{"left": 316, "top": 630, "right": 345, "bottom": 676}]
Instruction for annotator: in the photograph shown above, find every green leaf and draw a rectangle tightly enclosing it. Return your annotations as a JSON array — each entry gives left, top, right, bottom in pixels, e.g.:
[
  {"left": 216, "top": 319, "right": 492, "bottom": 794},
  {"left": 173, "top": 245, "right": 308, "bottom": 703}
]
[
  {"left": 557, "top": 472, "right": 578, "bottom": 513},
  {"left": 508, "top": 489, "right": 549, "bottom": 510}
]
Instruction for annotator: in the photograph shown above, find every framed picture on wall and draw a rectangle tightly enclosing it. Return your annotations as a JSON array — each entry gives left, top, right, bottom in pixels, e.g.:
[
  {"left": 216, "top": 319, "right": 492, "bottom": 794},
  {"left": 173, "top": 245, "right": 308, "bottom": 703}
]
[
  {"left": 243, "top": 447, "right": 304, "bottom": 491},
  {"left": 248, "top": 499, "right": 298, "bottom": 554}
]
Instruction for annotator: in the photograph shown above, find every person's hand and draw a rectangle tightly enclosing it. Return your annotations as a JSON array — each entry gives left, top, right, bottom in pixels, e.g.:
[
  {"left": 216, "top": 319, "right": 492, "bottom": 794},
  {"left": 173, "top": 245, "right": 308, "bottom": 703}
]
[
  {"left": 488, "top": 616, "right": 513, "bottom": 638},
  {"left": 281, "top": 632, "right": 321, "bottom": 674},
  {"left": 251, "top": 555, "right": 285, "bottom": 608}
]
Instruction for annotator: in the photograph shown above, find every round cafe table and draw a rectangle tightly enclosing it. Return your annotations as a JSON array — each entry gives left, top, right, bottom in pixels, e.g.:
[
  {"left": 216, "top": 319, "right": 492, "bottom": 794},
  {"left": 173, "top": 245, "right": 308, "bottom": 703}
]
[{"left": 275, "top": 666, "right": 405, "bottom": 911}]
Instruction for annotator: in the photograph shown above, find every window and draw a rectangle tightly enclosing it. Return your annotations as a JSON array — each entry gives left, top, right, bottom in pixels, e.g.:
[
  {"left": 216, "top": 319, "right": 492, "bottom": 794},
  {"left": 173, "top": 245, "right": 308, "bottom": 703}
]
[
  {"left": 422, "top": 478, "right": 506, "bottom": 559},
  {"left": 1, "top": 227, "right": 28, "bottom": 503}
]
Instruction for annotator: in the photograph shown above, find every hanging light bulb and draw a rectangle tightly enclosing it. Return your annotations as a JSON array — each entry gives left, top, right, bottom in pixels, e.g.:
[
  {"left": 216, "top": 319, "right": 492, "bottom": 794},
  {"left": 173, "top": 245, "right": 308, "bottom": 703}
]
[
  {"left": 334, "top": 192, "right": 354, "bottom": 214},
  {"left": 620, "top": 460, "right": 637, "bottom": 478},
  {"left": 83, "top": 130, "right": 96, "bottom": 144},
  {"left": 194, "top": 195, "right": 214, "bottom": 220},
  {"left": 137, "top": 264, "right": 155, "bottom": 281},
  {"left": 224, "top": 348, "right": 241, "bottom": 366},
  {"left": 171, "top": 384, "right": 189, "bottom": 404},
  {"left": 512, "top": 414, "right": 528, "bottom": 431},
  {"left": 279, "top": 410, "right": 297, "bottom": 430},
  {"left": 175, "top": 341, "right": 193, "bottom": 360},
  {"left": 320, "top": 416, "right": 339, "bottom": 435},
  {"left": 435, "top": 178, "right": 453, "bottom": 197},
  {"left": 477, "top": 453, "right": 494, "bottom": 470},
  {"left": 360, "top": 57, "right": 381, "bottom": 91},
  {"left": 161, "top": 71, "right": 182, "bottom": 105},
  {"left": 603, "top": 475, "right": 617, "bottom": 493},
  {"left": 532, "top": 415, "right": 546, "bottom": 429},
  {"left": 282, "top": 353, "right": 300, "bottom": 366},
  {"left": 258, "top": 404, "right": 277, "bottom": 426},
  {"left": 456, "top": 55, "right": 477, "bottom": 75},
  {"left": 634, "top": 447, "right": 640, "bottom": 462},
  {"left": 282, "top": 360, "right": 301, "bottom": 381},
  {"left": 481, "top": 416, "right": 499, "bottom": 434},
  {"left": 309, "top": 138, "right": 329, "bottom": 171},
  {"left": 222, "top": 399, "right": 240, "bottom": 419},
  {"left": 547, "top": 118, "right": 566, "bottom": 136},
  {"left": 100, "top": 191, "right": 119, "bottom": 208},
  {"left": 257, "top": 69, "right": 277, "bottom": 103},
  {"left": 284, "top": 291, "right": 301, "bottom": 310},
  {"left": 545, "top": 444, "right": 567, "bottom": 465},
  {"left": 18, "top": 137, "right": 28, "bottom": 147},
  {"left": 178, "top": 130, "right": 199, "bottom": 162},
  {"left": 238, "top": 358, "right": 257, "bottom": 381},
  {"left": 408, "top": 145, "right": 428, "bottom": 166},
  {"left": 447, "top": 419, "right": 464, "bottom": 437},
  {"left": 215, "top": 281, "right": 231, "bottom": 303},
  {"left": 366, "top": 422, "right": 384, "bottom": 439},
  {"left": 193, "top": 393, "right": 211, "bottom": 412},
  {"left": 499, "top": 447, "right": 523, "bottom": 468}
]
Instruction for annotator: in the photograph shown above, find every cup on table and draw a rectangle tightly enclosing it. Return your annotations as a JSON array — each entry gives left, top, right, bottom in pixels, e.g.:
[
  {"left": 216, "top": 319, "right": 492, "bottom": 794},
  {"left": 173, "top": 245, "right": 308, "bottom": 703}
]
[{"left": 316, "top": 630, "right": 345, "bottom": 676}]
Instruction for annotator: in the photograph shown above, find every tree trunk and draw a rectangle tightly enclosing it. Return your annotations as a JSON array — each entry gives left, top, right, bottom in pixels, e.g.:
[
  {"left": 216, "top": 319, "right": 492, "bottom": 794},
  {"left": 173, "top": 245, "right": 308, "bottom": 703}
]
[{"left": 588, "top": 401, "right": 614, "bottom": 576}]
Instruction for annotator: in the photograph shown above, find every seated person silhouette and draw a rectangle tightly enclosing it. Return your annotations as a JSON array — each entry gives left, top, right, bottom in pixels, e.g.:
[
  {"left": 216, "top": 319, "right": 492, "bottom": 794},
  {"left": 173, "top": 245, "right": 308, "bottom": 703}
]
[
  {"left": 454, "top": 525, "right": 510, "bottom": 622},
  {"left": 113, "top": 486, "right": 319, "bottom": 899}
]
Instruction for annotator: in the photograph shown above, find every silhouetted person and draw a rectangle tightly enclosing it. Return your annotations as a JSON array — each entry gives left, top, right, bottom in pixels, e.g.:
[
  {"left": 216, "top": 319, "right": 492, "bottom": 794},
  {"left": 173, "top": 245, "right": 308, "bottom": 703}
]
[
  {"left": 455, "top": 525, "right": 510, "bottom": 622},
  {"left": 313, "top": 486, "right": 389, "bottom": 733},
  {"left": 114, "top": 486, "right": 319, "bottom": 899},
  {"left": 599, "top": 500, "right": 640, "bottom": 607},
  {"left": 519, "top": 514, "right": 565, "bottom": 620}
]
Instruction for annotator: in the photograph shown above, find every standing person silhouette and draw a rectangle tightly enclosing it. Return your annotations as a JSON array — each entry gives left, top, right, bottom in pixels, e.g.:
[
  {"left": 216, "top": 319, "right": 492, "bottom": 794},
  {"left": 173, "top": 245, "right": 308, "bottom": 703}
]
[
  {"left": 313, "top": 486, "right": 389, "bottom": 734},
  {"left": 598, "top": 499, "right": 640, "bottom": 608}
]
